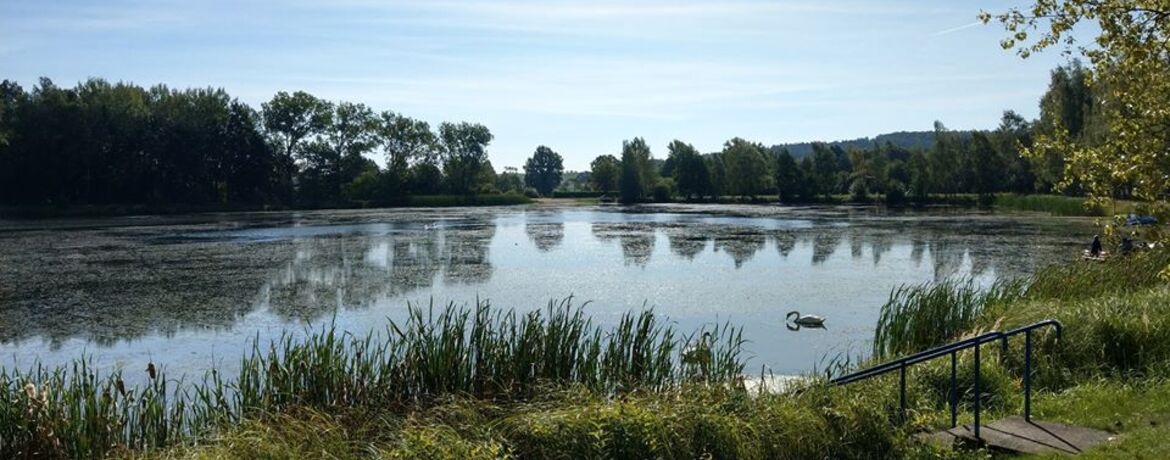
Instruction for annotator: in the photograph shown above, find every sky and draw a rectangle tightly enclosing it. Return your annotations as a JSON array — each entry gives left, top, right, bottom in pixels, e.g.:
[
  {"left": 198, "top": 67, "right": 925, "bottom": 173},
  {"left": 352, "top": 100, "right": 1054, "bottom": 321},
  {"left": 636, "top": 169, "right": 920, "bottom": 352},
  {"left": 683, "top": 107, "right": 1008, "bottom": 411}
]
[{"left": 1, "top": 0, "right": 1088, "bottom": 170}]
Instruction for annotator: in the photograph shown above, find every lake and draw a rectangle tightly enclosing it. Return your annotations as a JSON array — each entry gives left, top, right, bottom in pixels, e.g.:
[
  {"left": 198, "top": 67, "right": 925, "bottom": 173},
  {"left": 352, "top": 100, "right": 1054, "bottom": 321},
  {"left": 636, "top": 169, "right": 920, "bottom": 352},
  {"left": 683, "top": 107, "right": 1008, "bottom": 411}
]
[{"left": 0, "top": 204, "right": 1092, "bottom": 380}]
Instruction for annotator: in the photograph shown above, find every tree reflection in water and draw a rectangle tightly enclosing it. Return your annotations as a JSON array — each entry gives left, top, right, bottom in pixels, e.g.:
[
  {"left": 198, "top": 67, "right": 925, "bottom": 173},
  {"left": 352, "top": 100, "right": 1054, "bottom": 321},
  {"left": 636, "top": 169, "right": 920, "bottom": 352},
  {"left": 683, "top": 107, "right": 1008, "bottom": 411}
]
[
  {"left": 263, "top": 222, "right": 496, "bottom": 319},
  {"left": 525, "top": 222, "right": 565, "bottom": 252}
]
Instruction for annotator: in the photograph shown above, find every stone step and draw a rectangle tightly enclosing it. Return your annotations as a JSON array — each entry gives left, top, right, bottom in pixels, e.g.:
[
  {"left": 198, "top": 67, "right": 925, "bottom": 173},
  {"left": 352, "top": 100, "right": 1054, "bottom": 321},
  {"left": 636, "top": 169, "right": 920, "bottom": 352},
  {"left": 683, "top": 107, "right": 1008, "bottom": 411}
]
[{"left": 916, "top": 416, "right": 1117, "bottom": 455}]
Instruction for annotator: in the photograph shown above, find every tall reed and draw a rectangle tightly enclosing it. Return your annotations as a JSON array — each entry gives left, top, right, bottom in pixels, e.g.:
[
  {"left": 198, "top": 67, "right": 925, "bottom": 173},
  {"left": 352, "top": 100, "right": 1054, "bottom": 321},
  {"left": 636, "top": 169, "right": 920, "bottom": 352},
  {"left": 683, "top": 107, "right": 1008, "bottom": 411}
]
[
  {"left": 873, "top": 278, "right": 1027, "bottom": 359},
  {"left": 0, "top": 297, "right": 746, "bottom": 458}
]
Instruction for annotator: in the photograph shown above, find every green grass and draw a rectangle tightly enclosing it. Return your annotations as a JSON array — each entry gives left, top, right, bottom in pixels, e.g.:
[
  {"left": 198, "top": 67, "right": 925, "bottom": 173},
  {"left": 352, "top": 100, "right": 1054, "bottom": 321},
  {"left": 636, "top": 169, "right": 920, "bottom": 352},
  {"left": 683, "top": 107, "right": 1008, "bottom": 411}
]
[
  {"left": 0, "top": 298, "right": 745, "bottom": 459},
  {"left": 991, "top": 193, "right": 1148, "bottom": 217},
  {"left": 864, "top": 247, "right": 1170, "bottom": 457},
  {"left": 873, "top": 278, "right": 1027, "bottom": 359},
  {"left": 993, "top": 193, "right": 1105, "bottom": 216},
  {"left": 9, "top": 246, "right": 1170, "bottom": 458}
]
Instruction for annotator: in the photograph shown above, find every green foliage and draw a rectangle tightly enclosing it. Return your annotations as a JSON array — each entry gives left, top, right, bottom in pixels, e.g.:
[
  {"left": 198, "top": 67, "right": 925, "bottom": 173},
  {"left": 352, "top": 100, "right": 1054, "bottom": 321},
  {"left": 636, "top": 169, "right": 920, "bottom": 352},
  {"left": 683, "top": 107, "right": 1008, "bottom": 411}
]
[
  {"left": 873, "top": 278, "right": 1028, "bottom": 359},
  {"left": 618, "top": 138, "right": 653, "bottom": 203},
  {"left": 494, "top": 169, "right": 523, "bottom": 194},
  {"left": 993, "top": 193, "right": 1107, "bottom": 216},
  {"left": 652, "top": 178, "right": 674, "bottom": 202},
  {"left": 848, "top": 178, "right": 870, "bottom": 203},
  {"left": 810, "top": 143, "right": 838, "bottom": 199},
  {"left": 968, "top": 132, "right": 1000, "bottom": 204},
  {"left": 0, "top": 299, "right": 746, "bottom": 458},
  {"left": 588, "top": 154, "right": 620, "bottom": 193},
  {"left": 774, "top": 149, "right": 804, "bottom": 202},
  {"left": 262, "top": 90, "right": 333, "bottom": 161},
  {"left": 0, "top": 79, "right": 526, "bottom": 209},
  {"left": 721, "top": 138, "right": 770, "bottom": 198},
  {"left": 986, "top": 1, "right": 1170, "bottom": 220},
  {"left": 666, "top": 140, "right": 711, "bottom": 199},
  {"left": 522, "top": 146, "right": 564, "bottom": 197},
  {"left": 341, "top": 168, "right": 384, "bottom": 202},
  {"left": 379, "top": 111, "right": 438, "bottom": 196},
  {"left": 439, "top": 122, "right": 494, "bottom": 195}
]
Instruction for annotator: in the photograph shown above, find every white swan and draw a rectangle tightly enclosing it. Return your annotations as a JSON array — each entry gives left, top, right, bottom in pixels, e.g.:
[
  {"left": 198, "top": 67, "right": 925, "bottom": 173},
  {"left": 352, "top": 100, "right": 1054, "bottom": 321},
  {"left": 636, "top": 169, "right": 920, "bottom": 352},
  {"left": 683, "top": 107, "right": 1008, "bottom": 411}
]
[{"left": 786, "top": 311, "right": 825, "bottom": 328}]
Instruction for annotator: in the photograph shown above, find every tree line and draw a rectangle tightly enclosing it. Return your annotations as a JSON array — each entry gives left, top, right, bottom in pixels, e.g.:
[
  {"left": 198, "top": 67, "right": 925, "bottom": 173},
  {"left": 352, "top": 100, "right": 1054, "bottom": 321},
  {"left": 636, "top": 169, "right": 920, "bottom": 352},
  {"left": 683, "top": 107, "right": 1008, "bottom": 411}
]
[
  {"left": 587, "top": 61, "right": 1099, "bottom": 204},
  {"left": 0, "top": 78, "right": 534, "bottom": 207},
  {"left": 0, "top": 60, "right": 1101, "bottom": 208}
]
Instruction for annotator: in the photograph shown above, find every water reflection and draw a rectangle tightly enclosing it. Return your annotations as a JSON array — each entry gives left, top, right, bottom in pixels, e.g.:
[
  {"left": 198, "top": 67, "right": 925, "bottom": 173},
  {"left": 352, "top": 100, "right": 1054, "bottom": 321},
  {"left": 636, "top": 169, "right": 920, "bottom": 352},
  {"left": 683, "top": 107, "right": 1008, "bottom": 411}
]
[
  {"left": 0, "top": 208, "right": 1086, "bottom": 350},
  {"left": 591, "top": 223, "right": 656, "bottom": 267},
  {"left": 264, "top": 225, "right": 496, "bottom": 319},
  {"left": 772, "top": 233, "right": 796, "bottom": 258},
  {"left": 664, "top": 226, "right": 707, "bottom": 260},
  {"left": 525, "top": 222, "right": 564, "bottom": 252},
  {"left": 713, "top": 231, "right": 766, "bottom": 268},
  {"left": 811, "top": 231, "right": 843, "bottom": 264}
]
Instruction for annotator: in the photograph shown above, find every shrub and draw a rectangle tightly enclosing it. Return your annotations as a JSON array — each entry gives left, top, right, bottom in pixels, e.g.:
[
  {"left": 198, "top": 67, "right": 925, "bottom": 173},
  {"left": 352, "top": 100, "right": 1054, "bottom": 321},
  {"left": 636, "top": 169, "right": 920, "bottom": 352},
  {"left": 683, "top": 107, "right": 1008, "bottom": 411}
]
[{"left": 652, "top": 179, "right": 674, "bottom": 202}]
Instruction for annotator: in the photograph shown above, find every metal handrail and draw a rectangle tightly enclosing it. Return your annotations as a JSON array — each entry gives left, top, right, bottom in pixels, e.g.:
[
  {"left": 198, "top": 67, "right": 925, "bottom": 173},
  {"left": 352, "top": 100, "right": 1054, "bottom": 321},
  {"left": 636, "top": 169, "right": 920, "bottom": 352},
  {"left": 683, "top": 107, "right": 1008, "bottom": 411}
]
[
  {"left": 831, "top": 319, "right": 1062, "bottom": 441},
  {"left": 1002, "top": 319, "right": 1062, "bottom": 422}
]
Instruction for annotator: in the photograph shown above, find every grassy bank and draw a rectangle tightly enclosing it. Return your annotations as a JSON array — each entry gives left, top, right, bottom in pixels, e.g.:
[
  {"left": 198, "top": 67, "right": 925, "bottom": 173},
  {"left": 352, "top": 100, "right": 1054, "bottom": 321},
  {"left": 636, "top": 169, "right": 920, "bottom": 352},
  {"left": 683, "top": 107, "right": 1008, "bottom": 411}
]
[
  {"left": 866, "top": 248, "right": 1170, "bottom": 457},
  {"left": 6, "top": 251, "right": 1170, "bottom": 458},
  {"left": 991, "top": 194, "right": 1107, "bottom": 216}
]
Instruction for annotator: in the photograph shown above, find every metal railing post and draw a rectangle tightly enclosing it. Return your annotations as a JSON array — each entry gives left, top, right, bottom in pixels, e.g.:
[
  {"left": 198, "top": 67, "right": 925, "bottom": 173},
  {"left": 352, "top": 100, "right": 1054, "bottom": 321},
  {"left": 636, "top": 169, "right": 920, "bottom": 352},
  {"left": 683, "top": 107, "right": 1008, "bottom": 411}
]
[
  {"left": 828, "top": 320, "right": 1062, "bottom": 444},
  {"left": 899, "top": 362, "right": 907, "bottom": 422},
  {"left": 1024, "top": 329, "right": 1033, "bottom": 421},
  {"left": 950, "top": 351, "right": 957, "bottom": 427},
  {"left": 974, "top": 341, "right": 981, "bottom": 440}
]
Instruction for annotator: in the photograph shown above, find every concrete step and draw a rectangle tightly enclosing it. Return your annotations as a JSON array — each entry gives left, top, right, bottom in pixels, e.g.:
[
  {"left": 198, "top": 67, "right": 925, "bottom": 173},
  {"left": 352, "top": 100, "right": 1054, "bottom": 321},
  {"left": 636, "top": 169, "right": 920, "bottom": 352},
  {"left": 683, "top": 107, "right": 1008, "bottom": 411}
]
[{"left": 916, "top": 416, "right": 1117, "bottom": 455}]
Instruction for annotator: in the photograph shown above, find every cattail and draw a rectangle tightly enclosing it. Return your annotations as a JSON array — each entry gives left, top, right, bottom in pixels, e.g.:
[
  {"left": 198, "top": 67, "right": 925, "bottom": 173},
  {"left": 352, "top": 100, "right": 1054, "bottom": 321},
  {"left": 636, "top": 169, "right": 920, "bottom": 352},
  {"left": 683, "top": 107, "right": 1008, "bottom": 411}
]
[
  {"left": 23, "top": 382, "right": 37, "bottom": 401},
  {"left": 115, "top": 377, "right": 126, "bottom": 397},
  {"left": 146, "top": 362, "right": 157, "bottom": 380}
]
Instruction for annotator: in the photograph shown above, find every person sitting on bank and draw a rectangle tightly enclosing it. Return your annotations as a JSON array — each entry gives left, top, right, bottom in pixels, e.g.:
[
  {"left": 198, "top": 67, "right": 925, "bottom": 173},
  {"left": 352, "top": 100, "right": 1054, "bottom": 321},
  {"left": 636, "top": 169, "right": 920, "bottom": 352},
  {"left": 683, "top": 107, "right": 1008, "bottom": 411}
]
[{"left": 1090, "top": 235, "right": 1103, "bottom": 257}]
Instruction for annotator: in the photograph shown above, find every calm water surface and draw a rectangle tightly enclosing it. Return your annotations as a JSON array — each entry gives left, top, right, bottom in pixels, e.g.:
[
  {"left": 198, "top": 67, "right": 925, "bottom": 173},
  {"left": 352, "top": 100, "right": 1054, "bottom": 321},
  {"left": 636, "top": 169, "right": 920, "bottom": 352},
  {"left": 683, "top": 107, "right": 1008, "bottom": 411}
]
[{"left": 0, "top": 204, "right": 1091, "bottom": 378}]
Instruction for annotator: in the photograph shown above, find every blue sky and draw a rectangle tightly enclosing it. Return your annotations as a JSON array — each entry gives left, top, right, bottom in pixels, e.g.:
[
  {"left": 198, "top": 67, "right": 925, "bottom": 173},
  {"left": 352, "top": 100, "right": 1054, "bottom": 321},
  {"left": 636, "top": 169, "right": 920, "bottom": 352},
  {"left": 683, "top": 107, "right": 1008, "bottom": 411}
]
[{"left": 1, "top": 0, "right": 1085, "bottom": 170}]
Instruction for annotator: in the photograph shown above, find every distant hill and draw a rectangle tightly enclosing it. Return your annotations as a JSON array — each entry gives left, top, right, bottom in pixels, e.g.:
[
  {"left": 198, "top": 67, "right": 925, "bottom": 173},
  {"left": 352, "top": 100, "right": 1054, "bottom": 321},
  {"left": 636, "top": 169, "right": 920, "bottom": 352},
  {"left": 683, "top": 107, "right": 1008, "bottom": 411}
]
[{"left": 772, "top": 130, "right": 974, "bottom": 158}]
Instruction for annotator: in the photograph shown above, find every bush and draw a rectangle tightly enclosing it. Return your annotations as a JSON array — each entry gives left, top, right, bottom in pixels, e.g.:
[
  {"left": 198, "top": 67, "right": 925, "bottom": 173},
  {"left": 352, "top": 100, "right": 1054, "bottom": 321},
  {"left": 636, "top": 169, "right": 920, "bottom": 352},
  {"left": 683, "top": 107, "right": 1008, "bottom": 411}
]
[
  {"left": 652, "top": 179, "right": 674, "bottom": 202},
  {"left": 885, "top": 182, "right": 907, "bottom": 205},
  {"left": 849, "top": 179, "right": 870, "bottom": 203},
  {"left": 523, "top": 187, "right": 539, "bottom": 198}
]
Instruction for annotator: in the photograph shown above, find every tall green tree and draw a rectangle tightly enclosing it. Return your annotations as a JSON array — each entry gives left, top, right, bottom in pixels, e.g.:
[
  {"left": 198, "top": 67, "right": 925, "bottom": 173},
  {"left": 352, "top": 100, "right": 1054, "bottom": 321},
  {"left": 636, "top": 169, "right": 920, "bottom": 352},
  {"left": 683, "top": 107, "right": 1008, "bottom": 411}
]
[
  {"left": 618, "top": 138, "right": 653, "bottom": 203},
  {"left": 985, "top": 1, "right": 1170, "bottom": 209},
  {"left": 969, "top": 132, "right": 1001, "bottom": 204},
  {"left": 439, "top": 121, "right": 493, "bottom": 194},
  {"left": 590, "top": 154, "right": 620, "bottom": 193},
  {"left": 774, "top": 149, "right": 804, "bottom": 202},
  {"left": 299, "top": 102, "right": 379, "bottom": 202},
  {"left": 666, "top": 140, "right": 710, "bottom": 199},
  {"left": 379, "top": 112, "right": 436, "bottom": 195},
  {"left": 524, "top": 145, "right": 565, "bottom": 196},
  {"left": 707, "top": 153, "right": 727, "bottom": 198},
  {"left": 909, "top": 150, "right": 931, "bottom": 202},
  {"left": 811, "top": 143, "right": 838, "bottom": 199},
  {"left": 722, "top": 138, "right": 769, "bottom": 198},
  {"left": 993, "top": 110, "right": 1036, "bottom": 194},
  {"left": 261, "top": 91, "right": 332, "bottom": 197}
]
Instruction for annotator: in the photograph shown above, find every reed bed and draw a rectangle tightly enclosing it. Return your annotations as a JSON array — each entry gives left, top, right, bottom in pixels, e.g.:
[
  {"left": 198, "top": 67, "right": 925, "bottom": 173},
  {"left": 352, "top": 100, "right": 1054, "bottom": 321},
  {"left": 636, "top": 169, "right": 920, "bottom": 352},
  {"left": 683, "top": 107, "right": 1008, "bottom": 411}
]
[
  {"left": 1025, "top": 248, "right": 1170, "bottom": 301},
  {"left": 0, "top": 298, "right": 745, "bottom": 459},
  {"left": 872, "top": 278, "right": 1027, "bottom": 359},
  {"left": 992, "top": 194, "right": 1108, "bottom": 216}
]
